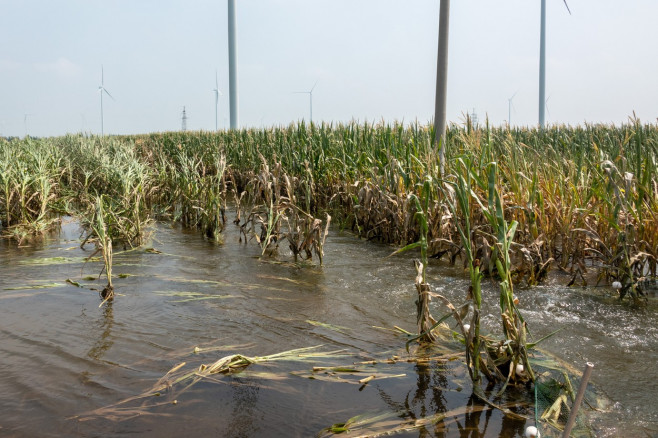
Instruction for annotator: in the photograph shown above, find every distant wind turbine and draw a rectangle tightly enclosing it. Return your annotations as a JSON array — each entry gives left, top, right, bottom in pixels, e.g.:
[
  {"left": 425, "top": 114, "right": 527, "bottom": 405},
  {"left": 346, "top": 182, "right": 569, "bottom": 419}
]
[
  {"left": 545, "top": 94, "right": 553, "bottom": 121},
  {"left": 508, "top": 91, "right": 518, "bottom": 126},
  {"left": 539, "top": 0, "right": 571, "bottom": 128},
  {"left": 293, "top": 81, "right": 318, "bottom": 123},
  {"left": 98, "top": 65, "right": 114, "bottom": 136},
  {"left": 24, "top": 113, "right": 33, "bottom": 136},
  {"left": 213, "top": 70, "right": 223, "bottom": 131}
]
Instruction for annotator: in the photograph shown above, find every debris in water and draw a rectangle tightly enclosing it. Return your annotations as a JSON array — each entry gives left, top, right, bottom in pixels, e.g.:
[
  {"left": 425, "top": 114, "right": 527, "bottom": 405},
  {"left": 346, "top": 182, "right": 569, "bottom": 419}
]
[
  {"left": 66, "top": 279, "right": 82, "bottom": 287},
  {"left": 524, "top": 425, "right": 540, "bottom": 438}
]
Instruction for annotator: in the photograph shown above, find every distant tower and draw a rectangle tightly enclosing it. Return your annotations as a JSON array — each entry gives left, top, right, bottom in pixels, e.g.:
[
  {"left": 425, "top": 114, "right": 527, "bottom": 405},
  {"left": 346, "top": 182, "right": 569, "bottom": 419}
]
[
  {"left": 181, "top": 106, "right": 188, "bottom": 131},
  {"left": 470, "top": 108, "right": 479, "bottom": 128}
]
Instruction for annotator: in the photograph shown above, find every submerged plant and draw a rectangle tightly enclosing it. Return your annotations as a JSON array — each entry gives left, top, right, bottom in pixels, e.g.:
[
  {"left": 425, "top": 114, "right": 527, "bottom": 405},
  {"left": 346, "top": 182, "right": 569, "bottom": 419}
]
[
  {"left": 474, "top": 163, "right": 535, "bottom": 388},
  {"left": 238, "top": 155, "right": 330, "bottom": 264},
  {"left": 392, "top": 178, "right": 439, "bottom": 343},
  {"left": 440, "top": 157, "right": 485, "bottom": 382},
  {"left": 83, "top": 195, "right": 114, "bottom": 304},
  {"left": 2, "top": 121, "right": 657, "bottom": 304}
]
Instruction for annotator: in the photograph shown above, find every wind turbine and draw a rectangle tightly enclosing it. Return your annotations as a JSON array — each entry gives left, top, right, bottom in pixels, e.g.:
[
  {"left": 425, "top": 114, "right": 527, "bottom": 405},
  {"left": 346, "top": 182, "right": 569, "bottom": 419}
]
[
  {"left": 212, "top": 70, "right": 222, "bottom": 131},
  {"left": 539, "top": 0, "right": 570, "bottom": 128},
  {"left": 293, "top": 81, "right": 318, "bottom": 123},
  {"left": 98, "top": 65, "right": 114, "bottom": 136},
  {"left": 24, "top": 113, "right": 33, "bottom": 136},
  {"left": 508, "top": 91, "right": 518, "bottom": 127}
]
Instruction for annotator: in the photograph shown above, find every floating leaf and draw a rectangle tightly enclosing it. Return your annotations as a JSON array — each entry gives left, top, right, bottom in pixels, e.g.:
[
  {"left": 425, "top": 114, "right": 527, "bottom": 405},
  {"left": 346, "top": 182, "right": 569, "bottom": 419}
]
[
  {"left": 4, "top": 282, "right": 64, "bottom": 291},
  {"left": 18, "top": 256, "right": 95, "bottom": 266},
  {"left": 153, "top": 291, "right": 237, "bottom": 302},
  {"left": 306, "top": 320, "right": 349, "bottom": 333}
]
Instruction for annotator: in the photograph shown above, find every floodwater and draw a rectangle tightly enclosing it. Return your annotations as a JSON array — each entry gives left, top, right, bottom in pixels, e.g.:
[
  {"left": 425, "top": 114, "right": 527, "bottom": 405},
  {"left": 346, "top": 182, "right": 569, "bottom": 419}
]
[{"left": 0, "top": 218, "right": 656, "bottom": 437}]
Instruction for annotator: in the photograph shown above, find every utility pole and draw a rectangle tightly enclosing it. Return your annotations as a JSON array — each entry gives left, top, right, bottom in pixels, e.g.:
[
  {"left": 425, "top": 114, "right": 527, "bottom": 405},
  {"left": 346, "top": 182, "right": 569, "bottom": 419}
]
[
  {"left": 228, "top": 0, "right": 239, "bottom": 130},
  {"left": 434, "top": 0, "right": 450, "bottom": 176}
]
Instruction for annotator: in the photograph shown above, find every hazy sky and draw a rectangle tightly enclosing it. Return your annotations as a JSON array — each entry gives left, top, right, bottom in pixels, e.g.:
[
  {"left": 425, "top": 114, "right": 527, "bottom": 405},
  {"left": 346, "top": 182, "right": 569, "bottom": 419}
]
[{"left": 1, "top": 0, "right": 657, "bottom": 137}]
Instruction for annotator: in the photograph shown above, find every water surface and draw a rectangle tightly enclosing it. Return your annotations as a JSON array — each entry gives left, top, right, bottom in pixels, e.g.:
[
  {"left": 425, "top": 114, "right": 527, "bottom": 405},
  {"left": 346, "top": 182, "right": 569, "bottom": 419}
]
[{"left": 0, "top": 219, "right": 655, "bottom": 437}]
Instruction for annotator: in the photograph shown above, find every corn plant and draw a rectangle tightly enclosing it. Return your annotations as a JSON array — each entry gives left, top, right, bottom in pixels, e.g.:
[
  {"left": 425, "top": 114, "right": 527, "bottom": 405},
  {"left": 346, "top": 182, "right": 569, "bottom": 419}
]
[
  {"left": 82, "top": 195, "right": 115, "bottom": 305},
  {"left": 440, "top": 157, "right": 485, "bottom": 382},
  {"left": 471, "top": 162, "right": 535, "bottom": 389},
  {"left": 392, "top": 178, "right": 439, "bottom": 343}
]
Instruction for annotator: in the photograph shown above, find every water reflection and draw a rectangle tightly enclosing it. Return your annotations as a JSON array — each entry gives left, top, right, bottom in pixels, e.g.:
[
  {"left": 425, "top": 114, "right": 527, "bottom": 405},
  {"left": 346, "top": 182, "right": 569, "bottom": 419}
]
[
  {"left": 374, "top": 361, "right": 499, "bottom": 436},
  {"left": 225, "top": 377, "right": 261, "bottom": 438},
  {"left": 454, "top": 394, "right": 495, "bottom": 437},
  {"left": 499, "top": 409, "right": 526, "bottom": 438},
  {"left": 406, "top": 362, "right": 448, "bottom": 436},
  {"left": 370, "top": 353, "right": 536, "bottom": 437},
  {"left": 87, "top": 302, "right": 114, "bottom": 361}
]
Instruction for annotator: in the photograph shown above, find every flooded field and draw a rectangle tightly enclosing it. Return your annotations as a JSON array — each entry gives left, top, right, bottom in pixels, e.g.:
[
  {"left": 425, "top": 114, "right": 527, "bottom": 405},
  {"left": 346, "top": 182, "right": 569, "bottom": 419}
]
[{"left": 0, "top": 219, "right": 656, "bottom": 437}]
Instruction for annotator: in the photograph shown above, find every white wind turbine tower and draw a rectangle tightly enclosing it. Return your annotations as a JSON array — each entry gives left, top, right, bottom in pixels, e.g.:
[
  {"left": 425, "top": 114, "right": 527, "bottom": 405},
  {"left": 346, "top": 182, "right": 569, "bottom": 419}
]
[
  {"left": 539, "top": 0, "right": 570, "bottom": 128},
  {"left": 98, "top": 65, "right": 114, "bottom": 136},
  {"left": 213, "top": 70, "right": 222, "bottom": 131},
  {"left": 293, "top": 81, "right": 318, "bottom": 123}
]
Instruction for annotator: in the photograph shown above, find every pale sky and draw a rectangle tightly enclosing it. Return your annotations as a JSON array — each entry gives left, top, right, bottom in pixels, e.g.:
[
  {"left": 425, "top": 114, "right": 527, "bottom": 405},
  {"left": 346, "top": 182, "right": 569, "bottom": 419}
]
[{"left": 1, "top": 0, "right": 657, "bottom": 137}]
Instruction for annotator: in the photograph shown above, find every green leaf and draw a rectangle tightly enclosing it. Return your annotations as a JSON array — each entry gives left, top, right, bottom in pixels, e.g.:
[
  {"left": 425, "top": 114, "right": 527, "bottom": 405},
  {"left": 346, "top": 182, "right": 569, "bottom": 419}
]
[{"left": 389, "top": 241, "right": 421, "bottom": 257}]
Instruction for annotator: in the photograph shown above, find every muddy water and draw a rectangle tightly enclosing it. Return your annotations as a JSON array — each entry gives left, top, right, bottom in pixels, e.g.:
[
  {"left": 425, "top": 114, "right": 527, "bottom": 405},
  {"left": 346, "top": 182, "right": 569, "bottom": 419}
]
[{"left": 0, "top": 219, "right": 656, "bottom": 437}]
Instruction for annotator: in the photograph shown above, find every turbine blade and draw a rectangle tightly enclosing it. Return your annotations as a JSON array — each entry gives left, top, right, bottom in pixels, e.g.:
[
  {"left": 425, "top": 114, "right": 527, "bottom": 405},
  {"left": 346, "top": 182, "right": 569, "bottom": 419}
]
[
  {"left": 104, "top": 88, "right": 115, "bottom": 101},
  {"left": 310, "top": 80, "right": 318, "bottom": 93},
  {"left": 563, "top": 0, "right": 572, "bottom": 15}
]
